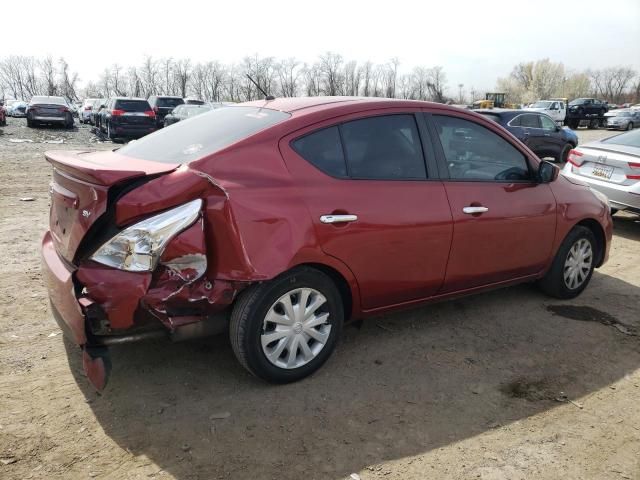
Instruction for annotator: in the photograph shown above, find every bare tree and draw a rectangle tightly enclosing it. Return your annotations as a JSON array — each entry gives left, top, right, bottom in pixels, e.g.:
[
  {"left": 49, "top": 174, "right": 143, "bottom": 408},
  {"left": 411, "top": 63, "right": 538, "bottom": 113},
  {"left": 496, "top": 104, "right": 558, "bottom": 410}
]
[
  {"left": 276, "top": 58, "right": 301, "bottom": 97},
  {"left": 319, "top": 52, "right": 344, "bottom": 96},
  {"left": 40, "top": 56, "right": 57, "bottom": 96}
]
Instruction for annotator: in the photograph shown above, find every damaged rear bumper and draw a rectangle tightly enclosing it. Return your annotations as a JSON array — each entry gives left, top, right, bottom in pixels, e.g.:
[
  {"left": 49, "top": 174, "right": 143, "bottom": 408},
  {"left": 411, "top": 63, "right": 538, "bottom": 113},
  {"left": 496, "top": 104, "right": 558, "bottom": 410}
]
[{"left": 41, "top": 228, "right": 244, "bottom": 392}]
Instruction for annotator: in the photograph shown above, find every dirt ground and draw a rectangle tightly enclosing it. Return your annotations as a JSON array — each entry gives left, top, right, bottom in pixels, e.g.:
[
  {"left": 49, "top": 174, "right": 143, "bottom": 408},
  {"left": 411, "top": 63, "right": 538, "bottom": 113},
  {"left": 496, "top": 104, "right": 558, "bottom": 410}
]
[{"left": 0, "top": 117, "right": 639, "bottom": 480}]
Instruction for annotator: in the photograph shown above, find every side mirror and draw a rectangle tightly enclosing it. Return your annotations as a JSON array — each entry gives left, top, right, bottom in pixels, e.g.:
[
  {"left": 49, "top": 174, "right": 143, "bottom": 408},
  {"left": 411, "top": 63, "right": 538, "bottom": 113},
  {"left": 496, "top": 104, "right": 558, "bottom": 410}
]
[{"left": 538, "top": 160, "right": 559, "bottom": 183}]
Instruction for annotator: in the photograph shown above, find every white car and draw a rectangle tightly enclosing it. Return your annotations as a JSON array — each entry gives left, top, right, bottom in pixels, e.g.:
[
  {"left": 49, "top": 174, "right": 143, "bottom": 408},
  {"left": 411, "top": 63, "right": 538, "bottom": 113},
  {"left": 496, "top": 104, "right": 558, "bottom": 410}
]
[
  {"left": 78, "top": 98, "right": 99, "bottom": 124},
  {"left": 562, "top": 129, "right": 640, "bottom": 215},
  {"left": 525, "top": 100, "right": 566, "bottom": 123}
]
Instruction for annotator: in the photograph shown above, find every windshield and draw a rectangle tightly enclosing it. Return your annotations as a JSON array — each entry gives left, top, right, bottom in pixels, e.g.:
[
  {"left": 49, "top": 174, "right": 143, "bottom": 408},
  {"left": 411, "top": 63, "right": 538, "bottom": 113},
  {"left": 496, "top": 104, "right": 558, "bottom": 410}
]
[
  {"left": 531, "top": 101, "right": 552, "bottom": 108},
  {"left": 602, "top": 129, "right": 640, "bottom": 147},
  {"left": 119, "top": 106, "right": 291, "bottom": 164}
]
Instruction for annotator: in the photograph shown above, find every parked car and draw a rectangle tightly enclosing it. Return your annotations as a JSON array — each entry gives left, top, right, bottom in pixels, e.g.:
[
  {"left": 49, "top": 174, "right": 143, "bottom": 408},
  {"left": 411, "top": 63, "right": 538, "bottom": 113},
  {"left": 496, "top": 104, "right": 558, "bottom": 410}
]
[
  {"left": 79, "top": 98, "right": 99, "bottom": 124},
  {"left": 0, "top": 102, "right": 5, "bottom": 126},
  {"left": 163, "top": 104, "right": 213, "bottom": 126},
  {"left": 99, "top": 97, "right": 157, "bottom": 141},
  {"left": 567, "top": 98, "right": 608, "bottom": 117},
  {"left": 10, "top": 101, "right": 28, "bottom": 117},
  {"left": 90, "top": 98, "right": 107, "bottom": 128},
  {"left": 26, "top": 96, "right": 74, "bottom": 128},
  {"left": 604, "top": 109, "right": 640, "bottom": 131},
  {"left": 147, "top": 96, "right": 184, "bottom": 127},
  {"left": 478, "top": 109, "right": 578, "bottom": 162},
  {"left": 524, "top": 100, "right": 566, "bottom": 123},
  {"left": 562, "top": 128, "right": 640, "bottom": 215},
  {"left": 3, "top": 99, "right": 21, "bottom": 116},
  {"left": 41, "top": 97, "right": 612, "bottom": 391}
]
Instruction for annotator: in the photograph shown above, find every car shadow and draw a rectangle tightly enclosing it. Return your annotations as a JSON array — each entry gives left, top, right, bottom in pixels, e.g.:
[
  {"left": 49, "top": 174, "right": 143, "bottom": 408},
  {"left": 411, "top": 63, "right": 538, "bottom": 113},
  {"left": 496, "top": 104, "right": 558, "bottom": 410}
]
[
  {"left": 65, "top": 271, "right": 640, "bottom": 479},
  {"left": 612, "top": 212, "right": 640, "bottom": 242}
]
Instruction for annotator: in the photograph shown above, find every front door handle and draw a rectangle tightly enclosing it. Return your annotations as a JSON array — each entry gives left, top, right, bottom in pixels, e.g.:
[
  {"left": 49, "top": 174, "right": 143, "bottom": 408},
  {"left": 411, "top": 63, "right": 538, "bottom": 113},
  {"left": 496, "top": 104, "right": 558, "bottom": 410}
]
[
  {"left": 463, "top": 206, "right": 488, "bottom": 214},
  {"left": 320, "top": 214, "right": 358, "bottom": 224}
]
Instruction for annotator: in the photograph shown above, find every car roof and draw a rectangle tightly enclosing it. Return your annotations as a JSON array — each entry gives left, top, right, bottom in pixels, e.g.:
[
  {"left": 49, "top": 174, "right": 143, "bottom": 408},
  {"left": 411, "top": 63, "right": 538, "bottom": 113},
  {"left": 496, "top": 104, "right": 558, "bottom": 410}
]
[
  {"left": 241, "top": 96, "right": 463, "bottom": 115},
  {"left": 112, "top": 97, "right": 148, "bottom": 101}
]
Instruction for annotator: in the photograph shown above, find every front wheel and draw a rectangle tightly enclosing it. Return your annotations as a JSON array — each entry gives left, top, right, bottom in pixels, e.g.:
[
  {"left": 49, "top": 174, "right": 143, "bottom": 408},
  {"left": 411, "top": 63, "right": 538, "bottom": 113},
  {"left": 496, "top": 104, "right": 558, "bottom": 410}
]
[
  {"left": 627, "top": 122, "right": 634, "bottom": 131},
  {"left": 538, "top": 226, "right": 597, "bottom": 299},
  {"left": 230, "top": 267, "right": 344, "bottom": 383},
  {"left": 559, "top": 143, "right": 572, "bottom": 163}
]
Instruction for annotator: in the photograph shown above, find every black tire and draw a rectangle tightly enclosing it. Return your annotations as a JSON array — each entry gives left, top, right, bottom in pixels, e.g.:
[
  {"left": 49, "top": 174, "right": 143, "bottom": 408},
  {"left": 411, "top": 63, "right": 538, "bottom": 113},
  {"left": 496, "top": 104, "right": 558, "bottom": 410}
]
[
  {"left": 65, "top": 113, "right": 73, "bottom": 129},
  {"left": 229, "top": 266, "right": 344, "bottom": 383},
  {"left": 559, "top": 143, "right": 572, "bottom": 163},
  {"left": 27, "top": 116, "right": 36, "bottom": 128},
  {"left": 627, "top": 122, "right": 634, "bottom": 131},
  {"left": 610, "top": 208, "right": 618, "bottom": 216},
  {"left": 538, "top": 226, "right": 597, "bottom": 299}
]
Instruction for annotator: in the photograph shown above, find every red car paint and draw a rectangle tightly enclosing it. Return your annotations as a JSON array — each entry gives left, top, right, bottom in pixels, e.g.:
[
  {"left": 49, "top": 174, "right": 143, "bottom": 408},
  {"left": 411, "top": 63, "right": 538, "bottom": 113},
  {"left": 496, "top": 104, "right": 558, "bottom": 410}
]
[{"left": 41, "top": 97, "right": 612, "bottom": 391}]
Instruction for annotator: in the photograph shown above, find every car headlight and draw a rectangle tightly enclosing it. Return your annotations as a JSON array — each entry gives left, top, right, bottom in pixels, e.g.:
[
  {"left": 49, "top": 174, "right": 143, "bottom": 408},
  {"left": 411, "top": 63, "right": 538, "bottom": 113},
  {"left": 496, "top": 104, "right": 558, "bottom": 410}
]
[
  {"left": 90, "top": 199, "right": 202, "bottom": 272},
  {"left": 589, "top": 187, "right": 610, "bottom": 212}
]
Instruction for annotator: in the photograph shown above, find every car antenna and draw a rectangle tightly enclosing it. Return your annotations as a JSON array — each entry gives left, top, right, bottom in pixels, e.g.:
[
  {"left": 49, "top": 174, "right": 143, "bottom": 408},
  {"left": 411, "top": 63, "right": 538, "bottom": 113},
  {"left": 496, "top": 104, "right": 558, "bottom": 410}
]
[{"left": 246, "top": 74, "right": 275, "bottom": 101}]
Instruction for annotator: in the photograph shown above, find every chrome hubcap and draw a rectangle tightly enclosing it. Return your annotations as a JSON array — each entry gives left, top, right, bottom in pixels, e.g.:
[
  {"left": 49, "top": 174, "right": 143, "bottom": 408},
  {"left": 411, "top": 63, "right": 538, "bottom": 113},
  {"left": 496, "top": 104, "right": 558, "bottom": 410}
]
[
  {"left": 261, "top": 288, "right": 331, "bottom": 369},
  {"left": 563, "top": 238, "right": 593, "bottom": 289}
]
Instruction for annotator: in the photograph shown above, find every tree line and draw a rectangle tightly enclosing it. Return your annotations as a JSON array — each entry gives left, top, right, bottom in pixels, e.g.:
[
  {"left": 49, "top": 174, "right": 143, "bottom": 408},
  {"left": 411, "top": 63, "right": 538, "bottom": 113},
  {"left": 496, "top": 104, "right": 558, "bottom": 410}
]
[{"left": 1, "top": 53, "right": 638, "bottom": 105}]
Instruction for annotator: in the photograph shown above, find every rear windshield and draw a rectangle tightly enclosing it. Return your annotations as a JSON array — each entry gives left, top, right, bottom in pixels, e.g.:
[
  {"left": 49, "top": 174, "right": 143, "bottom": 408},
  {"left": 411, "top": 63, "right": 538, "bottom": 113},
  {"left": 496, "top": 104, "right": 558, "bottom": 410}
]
[
  {"left": 157, "top": 97, "right": 184, "bottom": 107},
  {"left": 31, "top": 96, "right": 66, "bottom": 105},
  {"left": 115, "top": 99, "right": 151, "bottom": 112},
  {"left": 602, "top": 129, "right": 640, "bottom": 147},
  {"left": 119, "top": 106, "right": 291, "bottom": 163}
]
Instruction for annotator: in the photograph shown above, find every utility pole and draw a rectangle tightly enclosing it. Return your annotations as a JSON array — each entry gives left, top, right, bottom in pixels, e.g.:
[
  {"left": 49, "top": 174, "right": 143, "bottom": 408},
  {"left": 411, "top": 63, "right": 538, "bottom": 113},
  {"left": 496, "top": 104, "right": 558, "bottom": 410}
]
[{"left": 458, "top": 83, "right": 464, "bottom": 104}]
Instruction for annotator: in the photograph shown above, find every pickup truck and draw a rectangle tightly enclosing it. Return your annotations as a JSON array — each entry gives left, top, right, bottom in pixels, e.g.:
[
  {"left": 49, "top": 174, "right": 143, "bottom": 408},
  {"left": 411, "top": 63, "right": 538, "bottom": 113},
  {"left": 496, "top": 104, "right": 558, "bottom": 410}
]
[{"left": 524, "top": 100, "right": 566, "bottom": 123}]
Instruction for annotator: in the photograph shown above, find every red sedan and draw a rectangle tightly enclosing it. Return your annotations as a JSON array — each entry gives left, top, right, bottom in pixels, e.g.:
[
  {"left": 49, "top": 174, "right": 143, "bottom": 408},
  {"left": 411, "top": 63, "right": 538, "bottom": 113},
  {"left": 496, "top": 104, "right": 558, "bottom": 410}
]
[{"left": 41, "top": 97, "right": 612, "bottom": 390}]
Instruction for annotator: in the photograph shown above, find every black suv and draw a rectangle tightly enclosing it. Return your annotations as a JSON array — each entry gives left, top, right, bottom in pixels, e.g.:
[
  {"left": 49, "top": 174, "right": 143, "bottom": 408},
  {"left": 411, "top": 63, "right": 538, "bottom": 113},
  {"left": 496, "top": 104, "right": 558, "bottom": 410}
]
[
  {"left": 567, "top": 98, "right": 608, "bottom": 117},
  {"left": 147, "top": 96, "right": 184, "bottom": 127},
  {"left": 99, "top": 97, "right": 157, "bottom": 142}
]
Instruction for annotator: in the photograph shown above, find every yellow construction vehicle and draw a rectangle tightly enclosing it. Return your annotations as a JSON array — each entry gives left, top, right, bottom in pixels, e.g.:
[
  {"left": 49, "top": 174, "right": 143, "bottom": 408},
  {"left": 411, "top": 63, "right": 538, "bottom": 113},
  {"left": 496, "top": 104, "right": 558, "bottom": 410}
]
[{"left": 472, "top": 92, "right": 518, "bottom": 109}]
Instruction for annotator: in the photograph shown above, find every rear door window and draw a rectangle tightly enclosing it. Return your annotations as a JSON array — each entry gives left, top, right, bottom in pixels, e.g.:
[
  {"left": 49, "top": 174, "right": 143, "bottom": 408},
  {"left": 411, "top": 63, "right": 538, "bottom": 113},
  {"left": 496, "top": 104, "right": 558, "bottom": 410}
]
[
  {"left": 520, "top": 114, "right": 541, "bottom": 128},
  {"left": 433, "top": 115, "right": 531, "bottom": 182},
  {"left": 292, "top": 126, "right": 347, "bottom": 177},
  {"left": 341, "top": 115, "right": 426, "bottom": 180}
]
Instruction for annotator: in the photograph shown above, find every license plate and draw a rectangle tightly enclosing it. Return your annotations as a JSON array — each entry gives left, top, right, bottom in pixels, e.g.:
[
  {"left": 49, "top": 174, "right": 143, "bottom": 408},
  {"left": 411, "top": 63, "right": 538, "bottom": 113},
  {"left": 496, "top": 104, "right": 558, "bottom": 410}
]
[{"left": 591, "top": 164, "right": 614, "bottom": 179}]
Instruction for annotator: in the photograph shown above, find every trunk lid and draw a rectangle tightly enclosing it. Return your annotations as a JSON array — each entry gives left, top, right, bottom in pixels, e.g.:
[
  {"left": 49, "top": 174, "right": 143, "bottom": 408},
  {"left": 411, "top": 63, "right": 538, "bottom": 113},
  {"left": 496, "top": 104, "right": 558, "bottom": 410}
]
[
  {"left": 570, "top": 145, "right": 640, "bottom": 186},
  {"left": 45, "top": 150, "right": 178, "bottom": 263}
]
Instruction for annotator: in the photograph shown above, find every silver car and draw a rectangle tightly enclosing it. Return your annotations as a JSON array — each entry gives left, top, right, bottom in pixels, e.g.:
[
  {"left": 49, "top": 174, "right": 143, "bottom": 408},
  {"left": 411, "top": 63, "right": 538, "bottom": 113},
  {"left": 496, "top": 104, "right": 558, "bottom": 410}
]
[
  {"left": 562, "top": 129, "right": 640, "bottom": 215},
  {"left": 604, "top": 109, "right": 640, "bottom": 131}
]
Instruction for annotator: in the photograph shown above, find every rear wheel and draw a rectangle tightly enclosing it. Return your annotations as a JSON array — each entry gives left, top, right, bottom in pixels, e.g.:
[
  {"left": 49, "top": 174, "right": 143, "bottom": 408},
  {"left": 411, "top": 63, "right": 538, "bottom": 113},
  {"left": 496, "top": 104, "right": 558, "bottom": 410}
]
[
  {"left": 230, "top": 267, "right": 344, "bottom": 383},
  {"left": 65, "top": 113, "right": 73, "bottom": 129},
  {"left": 538, "top": 226, "right": 597, "bottom": 299}
]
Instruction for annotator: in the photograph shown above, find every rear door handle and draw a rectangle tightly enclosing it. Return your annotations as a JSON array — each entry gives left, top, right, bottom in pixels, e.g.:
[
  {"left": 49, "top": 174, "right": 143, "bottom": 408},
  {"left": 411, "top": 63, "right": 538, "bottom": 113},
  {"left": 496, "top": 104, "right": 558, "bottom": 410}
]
[
  {"left": 463, "top": 206, "right": 488, "bottom": 214},
  {"left": 320, "top": 214, "right": 358, "bottom": 224}
]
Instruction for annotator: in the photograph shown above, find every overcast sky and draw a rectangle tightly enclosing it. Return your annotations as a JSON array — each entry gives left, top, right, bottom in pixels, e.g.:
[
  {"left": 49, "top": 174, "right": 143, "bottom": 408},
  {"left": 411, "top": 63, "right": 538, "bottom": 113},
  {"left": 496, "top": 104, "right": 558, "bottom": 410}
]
[{"left": 4, "top": 0, "right": 639, "bottom": 94}]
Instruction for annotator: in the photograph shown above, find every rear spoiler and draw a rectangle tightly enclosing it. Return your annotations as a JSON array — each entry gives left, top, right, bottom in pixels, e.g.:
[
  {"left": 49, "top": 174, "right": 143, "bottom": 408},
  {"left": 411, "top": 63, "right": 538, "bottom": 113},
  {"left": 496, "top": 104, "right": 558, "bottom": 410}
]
[{"left": 44, "top": 150, "right": 178, "bottom": 185}]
